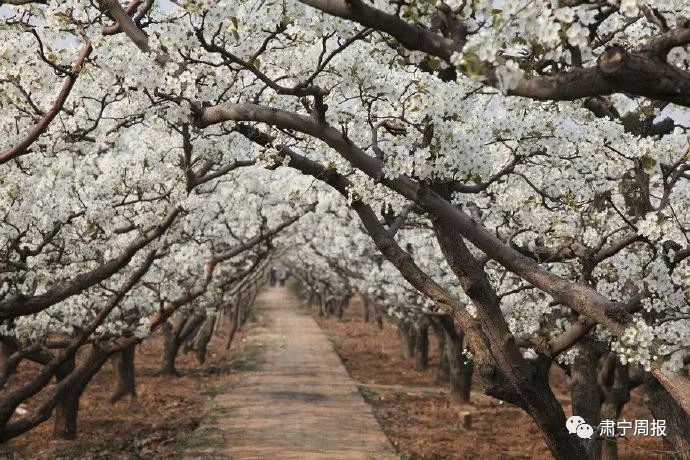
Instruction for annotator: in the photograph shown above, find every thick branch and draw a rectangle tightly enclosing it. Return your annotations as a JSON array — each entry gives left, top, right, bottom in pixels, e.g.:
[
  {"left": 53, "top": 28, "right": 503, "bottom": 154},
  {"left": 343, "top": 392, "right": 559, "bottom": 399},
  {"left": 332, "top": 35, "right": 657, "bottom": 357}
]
[
  {"left": 97, "top": 0, "right": 150, "bottom": 52},
  {"left": 299, "top": 0, "right": 458, "bottom": 59},
  {"left": 298, "top": 0, "right": 690, "bottom": 106}
]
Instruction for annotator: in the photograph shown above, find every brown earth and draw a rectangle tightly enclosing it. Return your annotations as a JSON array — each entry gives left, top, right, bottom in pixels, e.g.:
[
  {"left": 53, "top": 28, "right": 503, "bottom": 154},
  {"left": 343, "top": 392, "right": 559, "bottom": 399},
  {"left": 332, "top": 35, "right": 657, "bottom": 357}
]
[
  {"left": 315, "top": 296, "right": 667, "bottom": 460},
  {"left": 0, "top": 311, "right": 254, "bottom": 459}
]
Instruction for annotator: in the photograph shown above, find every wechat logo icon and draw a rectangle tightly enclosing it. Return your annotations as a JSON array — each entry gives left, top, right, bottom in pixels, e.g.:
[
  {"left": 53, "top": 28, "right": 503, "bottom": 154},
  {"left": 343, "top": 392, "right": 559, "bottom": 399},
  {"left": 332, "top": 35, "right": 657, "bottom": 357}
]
[{"left": 566, "top": 415, "right": 593, "bottom": 439}]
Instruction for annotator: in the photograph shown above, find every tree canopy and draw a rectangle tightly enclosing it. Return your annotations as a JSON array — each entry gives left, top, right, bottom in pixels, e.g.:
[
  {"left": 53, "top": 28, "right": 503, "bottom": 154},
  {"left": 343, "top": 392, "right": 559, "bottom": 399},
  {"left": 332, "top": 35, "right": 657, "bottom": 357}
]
[{"left": 1, "top": 0, "right": 689, "bottom": 457}]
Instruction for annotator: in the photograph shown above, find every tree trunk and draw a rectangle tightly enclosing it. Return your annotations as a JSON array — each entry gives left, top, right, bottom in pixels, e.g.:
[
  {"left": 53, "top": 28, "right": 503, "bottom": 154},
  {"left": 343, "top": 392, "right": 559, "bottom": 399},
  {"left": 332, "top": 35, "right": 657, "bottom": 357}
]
[
  {"left": 161, "top": 314, "right": 206, "bottom": 375},
  {"left": 414, "top": 317, "right": 429, "bottom": 370},
  {"left": 52, "top": 347, "right": 111, "bottom": 440},
  {"left": 195, "top": 315, "right": 215, "bottom": 365},
  {"left": 336, "top": 297, "right": 345, "bottom": 319},
  {"left": 0, "top": 341, "right": 15, "bottom": 387},
  {"left": 437, "top": 315, "right": 472, "bottom": 404},
  {"left": 0, "top": 342, "right": 12, "bottom": 365},
  {"left": 161, "top": 340, "right": 179, "bottom": 376},
  {"left": 161, "top": 320, "right": 182, "bottom": 376},
  {"left": 109, "top": 343, "right": 136, "bottom": 403},
  {"left": 399, "top": 322, "right": 416, "bottom": 359},
  {"left": 362, "top": 295, "right": 370, "bottom": 323},
  {"left": 52, "top": 356, "right": 78, "bottom": 440},
  {"left": 324, "top": 297, "right": 334, "bottom": 317},
  {"left": 307, "top": 288, "right": 315, "bottom": 309},
  {"left": 181, "top": 322, "right": 200, "bottom": 354},
  {"left": 375, "top": 304, "right": 383, "bottom": 329},
  {"left": 598, "top": 355, "right": 633, "bottom": 460},
  {"left": 317, "top": 292, "right": 325, "bottom": 317},
  {"left": 238, "top": 299, "right": 248, "bottom": 327},
  {"left": 365, "top": 297, "right": 383, "bottom": 329},
  {"left": 568, "top": 340, "right": 603, "bottom": 460},
  {"left": 225, "top": 303, "right": 241, "bottom": 350},
  {"left": 431, "top": 319, "right": 450, "bottom": 383},
  {"left": 644, "top": 372, "right": 690, "bottom": 460}
]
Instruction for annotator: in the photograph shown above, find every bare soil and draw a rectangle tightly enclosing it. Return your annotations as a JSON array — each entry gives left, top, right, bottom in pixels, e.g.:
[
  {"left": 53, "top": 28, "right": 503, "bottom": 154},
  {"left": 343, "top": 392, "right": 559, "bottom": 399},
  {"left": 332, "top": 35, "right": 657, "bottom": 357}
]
[
  {"left": 0, "top": 314, "right": 253, "bottom": 459},
  {"left": 315, "top": 297, "right": 667, "bottom": 460}
]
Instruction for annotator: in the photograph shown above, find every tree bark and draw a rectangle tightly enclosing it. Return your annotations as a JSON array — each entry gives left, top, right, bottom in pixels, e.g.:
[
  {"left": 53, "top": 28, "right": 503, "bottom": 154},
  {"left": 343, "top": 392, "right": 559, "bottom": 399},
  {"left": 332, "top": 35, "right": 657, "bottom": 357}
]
[
  {"left": 597, "top": 355, "right": 634, "bottom": 460},
  {"left": 0, "top": 346, "right": 107, "bottom": 441},
  {"left": 324, "top": 297, "right": 334, "bottom": 317},
  {"left": 161, "top": 314, "right": 203, "bottom": 376},
  {"left": 52, "top": 347, "right": 111, "bottom": 440},
  {"left": 568, "top": 340, "right": 603, "bottom": 460},
  {"left": 374, "top": 303, "right": 384, "bottom": 329},
  {"left": 195, "top": 315, "right": 216, "bottom": 365},
  {"left": 318, "top": 295, "right": 325, "bottom": 316},
  {"left": 437, "top": 315, "right": 472, "bottom": 404},
  {"left": 238, "top": 296, "right": 249, "bottom": 327},
  {"left": 0, "top": 342, "right": 12, "bottom": 365},
  {"left": 399, "top": 321, "right": 417, "bottom": 359},
  {"left": 431, "top": 319, "right": 450, "bottom": 383},
  {"left": 644, "top": 372, "right": 690, "bottom": 460},
  {"left": 0, "top": 342, "right": 15, "bottom": 387},
  {"left": 161, "top": 321, "right": 181, "bottom": 376},
  {"left": 307, "top": 288, "right": 316, "bottom": 310},
  {"left": 52, "top": 356, "right": 78, "bottom": 440},
  {"left": 318, "top": 289, "right": 327, "bottom": 317},
  {"left": 181, "top": 326, "right": 198, "bottom": 354},
  {"left": 336, "top": 296, "right": 345, "bottom": 319},
  {"left": 362, "top": 295, "right": 370, "bottom": 323},
  {"left": 160, "top": 313, "right": 205, "bottom": 375},
  {"left": 109, "top": 343, "right": 136, "bottom": 403},
  {"left": 225, "top": 303, "right": 241, "bottom": 350},
  {"left": 414, "top": 316, "right": 430, "bottom": 370}
]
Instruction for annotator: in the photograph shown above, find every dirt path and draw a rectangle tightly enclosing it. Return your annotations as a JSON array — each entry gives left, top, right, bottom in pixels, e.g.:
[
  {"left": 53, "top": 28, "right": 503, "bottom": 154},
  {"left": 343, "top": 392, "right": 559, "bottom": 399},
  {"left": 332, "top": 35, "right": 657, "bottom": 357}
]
[{"left": 190, "top": 288, "right": 396, "bottom": 459}]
